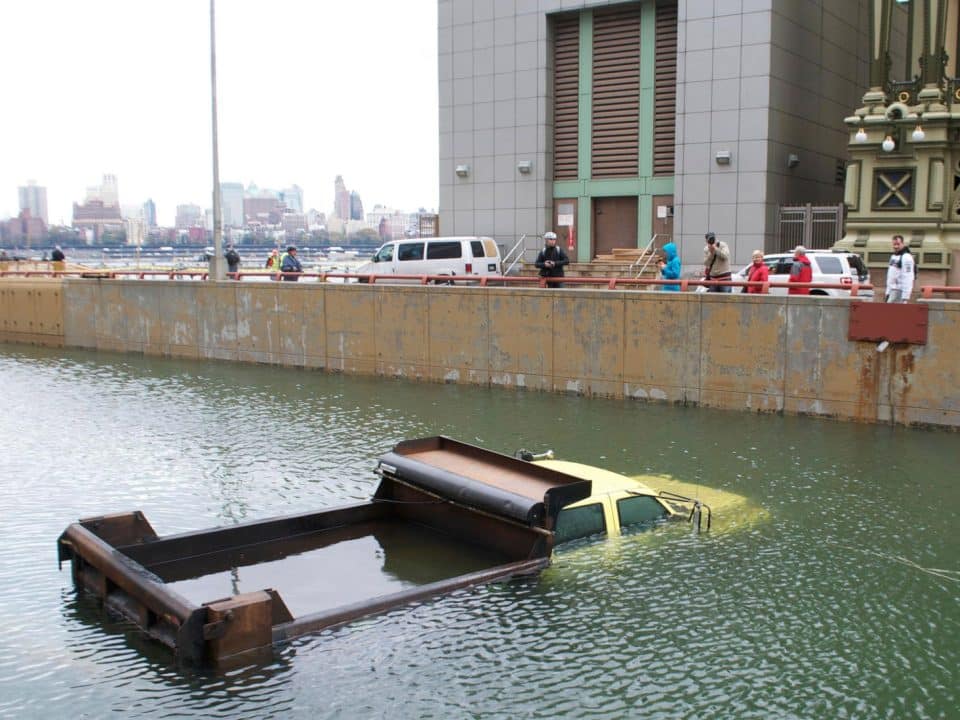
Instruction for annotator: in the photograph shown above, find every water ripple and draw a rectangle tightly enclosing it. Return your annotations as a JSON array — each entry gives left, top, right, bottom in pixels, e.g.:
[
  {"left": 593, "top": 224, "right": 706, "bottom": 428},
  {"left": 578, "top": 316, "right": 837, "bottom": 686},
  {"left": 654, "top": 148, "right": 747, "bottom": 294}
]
[{"left": 0, "top": 345, "right": 958, "bottom": 717}]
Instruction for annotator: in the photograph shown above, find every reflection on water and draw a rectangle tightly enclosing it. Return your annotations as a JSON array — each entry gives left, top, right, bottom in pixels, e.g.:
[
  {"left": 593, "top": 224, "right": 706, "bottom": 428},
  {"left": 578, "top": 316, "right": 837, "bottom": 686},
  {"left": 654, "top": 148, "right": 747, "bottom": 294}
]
[
  {"left": 160, "top": 521, "right": 509, "bottom": 618},
  {"left": 0, "top": 343, "right": 958, "bottom": 718}
]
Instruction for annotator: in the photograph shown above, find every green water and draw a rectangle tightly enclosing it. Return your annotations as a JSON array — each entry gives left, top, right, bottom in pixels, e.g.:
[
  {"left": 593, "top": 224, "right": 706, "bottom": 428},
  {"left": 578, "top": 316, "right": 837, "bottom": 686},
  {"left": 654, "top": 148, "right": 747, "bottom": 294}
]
[{"left": 0, "top": 343, "right": 957, "bottom": 718}]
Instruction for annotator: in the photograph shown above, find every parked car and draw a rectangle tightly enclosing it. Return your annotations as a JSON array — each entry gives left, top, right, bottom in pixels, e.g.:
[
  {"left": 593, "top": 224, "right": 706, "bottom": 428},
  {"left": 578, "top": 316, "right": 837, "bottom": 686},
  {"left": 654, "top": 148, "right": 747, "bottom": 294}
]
[{"left": 698, "top": 251, "right": 872, "bottom": 297}]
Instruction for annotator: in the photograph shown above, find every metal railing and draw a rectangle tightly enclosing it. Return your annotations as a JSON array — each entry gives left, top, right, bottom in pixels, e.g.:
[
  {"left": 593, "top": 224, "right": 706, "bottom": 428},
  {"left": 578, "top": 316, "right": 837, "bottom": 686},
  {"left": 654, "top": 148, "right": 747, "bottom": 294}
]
[
  {"left": 630, "top": 234, "right": 666, "bottom": 278},
  {"left": 0, "top": 268, "right": 877, "bottom": 294},
  {"left": 501, "top": 234, "right": 530, "bottom": 276}
]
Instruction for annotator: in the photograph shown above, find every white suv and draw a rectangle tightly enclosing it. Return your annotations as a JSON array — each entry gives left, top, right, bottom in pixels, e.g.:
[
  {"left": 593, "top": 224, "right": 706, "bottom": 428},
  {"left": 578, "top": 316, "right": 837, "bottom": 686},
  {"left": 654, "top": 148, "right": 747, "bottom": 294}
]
[{"left": 699, "top": 251, "right": 872, "bottom": 297}]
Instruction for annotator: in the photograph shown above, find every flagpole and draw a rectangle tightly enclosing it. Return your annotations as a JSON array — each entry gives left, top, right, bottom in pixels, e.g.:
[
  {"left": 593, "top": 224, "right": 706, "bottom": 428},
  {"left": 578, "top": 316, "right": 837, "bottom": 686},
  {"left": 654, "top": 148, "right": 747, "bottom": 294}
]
[{"left": 209, "top": 0, "right": 225, "bottom": 280}]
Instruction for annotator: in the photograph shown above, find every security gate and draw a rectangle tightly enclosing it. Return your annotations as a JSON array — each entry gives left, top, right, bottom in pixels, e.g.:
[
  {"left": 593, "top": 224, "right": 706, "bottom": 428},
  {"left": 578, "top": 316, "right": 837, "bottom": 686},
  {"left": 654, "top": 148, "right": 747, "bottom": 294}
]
[{"left": 775, "top": 203, "right": 844, "bottom": 252}]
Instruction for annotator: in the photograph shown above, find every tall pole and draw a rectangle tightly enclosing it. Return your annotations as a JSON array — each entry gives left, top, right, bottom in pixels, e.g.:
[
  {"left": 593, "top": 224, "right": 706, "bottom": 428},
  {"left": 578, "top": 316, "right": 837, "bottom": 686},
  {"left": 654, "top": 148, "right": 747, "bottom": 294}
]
[{"left": 209, "top": 0, "right": 225, "bottom": 280}]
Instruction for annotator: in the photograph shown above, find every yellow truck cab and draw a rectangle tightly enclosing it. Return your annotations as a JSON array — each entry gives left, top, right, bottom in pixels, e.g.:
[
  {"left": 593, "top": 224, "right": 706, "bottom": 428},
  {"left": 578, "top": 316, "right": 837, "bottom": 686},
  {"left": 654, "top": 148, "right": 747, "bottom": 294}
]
[{"left": 533, "top": 459, "right": 708, "bottom": 544}]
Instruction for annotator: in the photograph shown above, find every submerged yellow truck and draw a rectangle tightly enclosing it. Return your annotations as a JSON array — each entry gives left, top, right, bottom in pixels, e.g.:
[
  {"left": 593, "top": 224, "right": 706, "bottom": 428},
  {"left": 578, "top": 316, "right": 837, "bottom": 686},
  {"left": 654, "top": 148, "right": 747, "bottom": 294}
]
[{"left": 58, "top": 436, "right": 707, "bottom": 667}]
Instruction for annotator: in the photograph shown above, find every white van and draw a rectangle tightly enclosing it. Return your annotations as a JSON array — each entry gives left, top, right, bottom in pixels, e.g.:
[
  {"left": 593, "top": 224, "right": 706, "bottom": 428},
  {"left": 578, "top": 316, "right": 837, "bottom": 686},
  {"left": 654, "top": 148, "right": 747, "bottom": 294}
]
[{"left": 355, "top": 236, "right": 502, "bottom": 282}]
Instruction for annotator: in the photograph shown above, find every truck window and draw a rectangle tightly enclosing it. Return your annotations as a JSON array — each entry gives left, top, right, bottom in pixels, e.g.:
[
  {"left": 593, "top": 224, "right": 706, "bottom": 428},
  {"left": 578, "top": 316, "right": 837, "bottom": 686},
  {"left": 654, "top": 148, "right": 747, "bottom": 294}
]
[
  {"left": 482, "top": 239, "right": 499, "bottom": 258},
  {"left": 554, "top": 503, "right": 606, "bottom": 543},
  {"left": 426, "top": 241, "right": 462, "bottom": 260},
  {"left": 616, "top": 495, "right": 668, "bottom": 530},
  {"left": 398, "top": 242, "right": 424, "bottom": 261},
  {"left": 376, "top": 245, "right": 394, "bottom": 262},
  {"left": 470, "top": 240, "right": 485, "bottom": 257}
]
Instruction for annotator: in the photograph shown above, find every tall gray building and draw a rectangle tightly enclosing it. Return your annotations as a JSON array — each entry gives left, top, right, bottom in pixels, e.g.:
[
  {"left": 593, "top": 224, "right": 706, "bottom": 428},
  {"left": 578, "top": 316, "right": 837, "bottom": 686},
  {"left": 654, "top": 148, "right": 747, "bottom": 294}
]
[
  {"left": 18, "top": 181, "right": 48, "bottom": 225},
  {"left": 220, "top": 183, "right": 245, "bottom": 229},
  {"left": 438, "top": 0, "right": 870, "bottom": 267}
]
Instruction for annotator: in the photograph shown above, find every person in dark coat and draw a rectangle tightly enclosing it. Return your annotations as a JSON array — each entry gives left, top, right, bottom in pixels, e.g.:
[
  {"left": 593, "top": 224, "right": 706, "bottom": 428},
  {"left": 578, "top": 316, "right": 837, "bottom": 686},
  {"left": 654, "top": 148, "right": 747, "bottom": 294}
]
[
  {"left": 280, "top": 246, "right": 303, "bottom": 281},
  {"left": 224, "top": 244, "right": 241, "bottom": 277},
  {"left": 535, "top": 232, "right": 569, "bottom": 288}
]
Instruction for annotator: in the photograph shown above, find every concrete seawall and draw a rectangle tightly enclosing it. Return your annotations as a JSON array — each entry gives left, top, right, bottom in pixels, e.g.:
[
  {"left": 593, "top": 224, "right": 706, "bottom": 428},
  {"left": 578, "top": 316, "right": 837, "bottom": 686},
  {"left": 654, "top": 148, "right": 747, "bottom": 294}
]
[{"left": 1, "top": 278, "right": 958, "bottom": 428}]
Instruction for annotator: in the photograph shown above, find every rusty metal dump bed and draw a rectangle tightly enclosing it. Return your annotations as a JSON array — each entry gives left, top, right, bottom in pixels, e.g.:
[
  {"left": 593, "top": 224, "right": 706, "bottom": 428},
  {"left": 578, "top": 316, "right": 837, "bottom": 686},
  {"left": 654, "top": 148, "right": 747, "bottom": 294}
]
[{"left": 58, "top": 437, "right": 592, "bottom": 667}]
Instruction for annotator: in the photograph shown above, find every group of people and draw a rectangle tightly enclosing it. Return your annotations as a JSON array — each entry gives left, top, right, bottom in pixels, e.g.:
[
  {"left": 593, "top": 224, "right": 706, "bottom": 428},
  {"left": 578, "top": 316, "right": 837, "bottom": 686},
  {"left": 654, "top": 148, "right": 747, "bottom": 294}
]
[
  {"left": 536, "top": 229, "right": 916, "bottom": 302},
  {"left": 218, "top": 244, "right": 304, "bottom": 281},
  {"left": 264, "top": 246, "right": 304, "bottom": 281}
]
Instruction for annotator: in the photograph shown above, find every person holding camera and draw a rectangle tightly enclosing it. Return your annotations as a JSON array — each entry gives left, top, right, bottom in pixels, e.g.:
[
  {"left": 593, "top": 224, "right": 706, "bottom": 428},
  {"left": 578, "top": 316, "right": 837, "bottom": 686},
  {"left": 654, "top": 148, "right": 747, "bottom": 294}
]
[
  {"left": 658, "top": 242, "right": 681, "bottom": 291},
  {"left": 535, "top": 231, "right": 569, "bottom": 288},
  {"left": 703, "top": 231, "right": 731, "bottom": 292}
]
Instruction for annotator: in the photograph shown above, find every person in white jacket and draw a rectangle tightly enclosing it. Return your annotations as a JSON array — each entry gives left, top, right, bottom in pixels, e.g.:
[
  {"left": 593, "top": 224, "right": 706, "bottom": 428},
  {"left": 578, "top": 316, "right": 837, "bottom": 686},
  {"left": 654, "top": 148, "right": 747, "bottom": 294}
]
[{"left": 885, "top": 234, "right": 915, "bottom": 303}]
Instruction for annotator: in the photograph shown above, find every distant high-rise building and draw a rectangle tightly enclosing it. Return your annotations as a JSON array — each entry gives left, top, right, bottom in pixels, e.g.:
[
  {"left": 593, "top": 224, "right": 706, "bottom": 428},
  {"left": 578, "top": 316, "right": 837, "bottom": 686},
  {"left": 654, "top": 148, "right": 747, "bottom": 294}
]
[
  {"left": 243, "top": 197, "right": 284, "bottom": 226},
  {"left": 2, "top": 209, "right": 47, "bottom": 246},
  {"left": 220, "top": 182, "right": 244, "bottom": 228},
  {"left": 282, "top": 211, "right": 308, "bottom": 237},
  {"left": 86, "top": 174, "right": 119, "bottom": 207},
  {"left": 281, "top": 185, "right": 304, "bottom": 214},
  {"left": 349, "top": 191, "right": 363, "bottom": 221},
  {"left": 142, "top": 199, "right": 157, "bottom": 227},
  {"left": 73, "top": 200, "right": 122, "bottom": 243},
  {"left": 367, "top": 205, "right": 413, "bottom": 241},
  {"left": 18, "top": 181, "right": 48, "bottom": 225},
  {"left": 175, "top": 204, "right": 203, "bottom": 230},
  {"left": 334, "top": 176, "right": 350, "bottom": 219},
  {"left": 125, "top": 217, "right": 145, "bottom": 246}
]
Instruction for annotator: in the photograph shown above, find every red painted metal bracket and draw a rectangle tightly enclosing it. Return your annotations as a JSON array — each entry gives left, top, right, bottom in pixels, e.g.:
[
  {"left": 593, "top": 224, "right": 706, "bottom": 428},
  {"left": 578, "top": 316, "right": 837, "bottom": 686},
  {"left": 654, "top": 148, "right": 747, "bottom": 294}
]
[{"left": 848, "top": 302, "right": 928, "bottom": 344}]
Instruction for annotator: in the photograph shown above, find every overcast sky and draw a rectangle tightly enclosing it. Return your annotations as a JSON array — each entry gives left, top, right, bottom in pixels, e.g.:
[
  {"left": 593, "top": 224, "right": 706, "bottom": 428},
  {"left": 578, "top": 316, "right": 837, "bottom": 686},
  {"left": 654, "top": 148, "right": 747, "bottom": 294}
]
[{"left": 0, "top": 0, "right": 439, "bottom": 226}]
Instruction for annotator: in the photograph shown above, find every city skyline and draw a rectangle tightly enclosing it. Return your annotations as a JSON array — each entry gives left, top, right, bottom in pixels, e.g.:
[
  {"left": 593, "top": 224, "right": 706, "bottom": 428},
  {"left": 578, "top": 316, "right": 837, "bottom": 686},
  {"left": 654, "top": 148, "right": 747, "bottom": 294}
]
[{"left": 0, "top": 0, "right": 439, "bottom": 227}]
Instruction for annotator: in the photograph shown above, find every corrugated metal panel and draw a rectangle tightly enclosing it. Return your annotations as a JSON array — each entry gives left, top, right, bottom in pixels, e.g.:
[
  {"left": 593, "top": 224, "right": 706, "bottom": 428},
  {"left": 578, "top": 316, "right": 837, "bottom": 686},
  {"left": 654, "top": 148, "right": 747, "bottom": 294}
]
[
  {"left": 553, "top": 15, "right": 580, "bottom": 181},
  {"left": 654, "top": 2, "right": 677, "bottom": 177},
  {"left": 591, "top": 6, "right": 641, "bottom": 178}
]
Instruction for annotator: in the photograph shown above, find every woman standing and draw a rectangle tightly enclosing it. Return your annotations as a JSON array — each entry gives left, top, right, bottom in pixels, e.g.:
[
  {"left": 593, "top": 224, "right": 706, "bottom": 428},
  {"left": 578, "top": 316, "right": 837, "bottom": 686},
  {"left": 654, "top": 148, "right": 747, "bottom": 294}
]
[{"left": 745, "top": 250, "right": 769, "bottom": 293}]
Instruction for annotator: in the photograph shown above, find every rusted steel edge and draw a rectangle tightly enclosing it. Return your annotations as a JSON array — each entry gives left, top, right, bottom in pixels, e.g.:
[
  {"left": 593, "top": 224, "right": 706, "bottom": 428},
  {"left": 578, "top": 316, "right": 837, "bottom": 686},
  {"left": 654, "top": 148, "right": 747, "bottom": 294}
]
[
  {"left": 57, "top": 523, "right": 208, "bottom": 664},
  {"left": 271, "top": 557, "right": 549, "bottom": 645}
]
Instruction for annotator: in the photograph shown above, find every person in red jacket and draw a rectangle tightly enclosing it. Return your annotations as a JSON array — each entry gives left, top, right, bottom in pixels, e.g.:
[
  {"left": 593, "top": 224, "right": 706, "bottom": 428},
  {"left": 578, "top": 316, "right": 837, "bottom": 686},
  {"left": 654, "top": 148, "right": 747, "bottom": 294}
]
[
  {"left": 787, "top": 245, "right": 812, "bottom": 295},
  {"left": 745, "top": 250, "right": 769, "bottom": 293}
]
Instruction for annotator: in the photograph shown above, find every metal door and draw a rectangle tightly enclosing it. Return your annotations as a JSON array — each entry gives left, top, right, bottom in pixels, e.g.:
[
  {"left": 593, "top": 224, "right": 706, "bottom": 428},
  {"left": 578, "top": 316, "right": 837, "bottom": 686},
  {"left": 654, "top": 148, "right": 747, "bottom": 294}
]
[{"left": 592, "top": 196, "right": 638, "bottom": 257}]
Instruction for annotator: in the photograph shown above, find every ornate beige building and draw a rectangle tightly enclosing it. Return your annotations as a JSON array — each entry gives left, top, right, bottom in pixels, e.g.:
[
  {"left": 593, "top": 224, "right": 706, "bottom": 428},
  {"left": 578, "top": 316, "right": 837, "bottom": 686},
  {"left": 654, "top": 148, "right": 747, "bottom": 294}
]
[{"left": 837, "top": 0, "right": 960, "bottom": 284}]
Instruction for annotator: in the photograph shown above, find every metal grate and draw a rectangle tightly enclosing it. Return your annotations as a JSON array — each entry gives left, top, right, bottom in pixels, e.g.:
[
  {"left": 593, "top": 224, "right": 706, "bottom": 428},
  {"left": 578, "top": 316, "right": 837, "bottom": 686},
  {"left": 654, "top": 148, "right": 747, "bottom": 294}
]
[
  {"left": 653, "top": 2, "right": 677, "bottom": 177},
  {"left": 775, "top": 203, "right": 845, "bottom": 253},
  {"left": 553, "top": 15, "right": 580, "bottom": 181},
  {"left": 591, "top": 6, "right": 641, "bottom": 178}
]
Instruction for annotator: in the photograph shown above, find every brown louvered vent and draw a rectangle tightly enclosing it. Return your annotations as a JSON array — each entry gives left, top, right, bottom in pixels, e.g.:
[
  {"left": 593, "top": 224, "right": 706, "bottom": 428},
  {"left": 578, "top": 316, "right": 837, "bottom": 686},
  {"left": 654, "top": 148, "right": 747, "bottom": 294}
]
[
  {"left": 591, "top": 6, "right": 641, "bottom": 178},
  {"left": 654, "top": 2, "right": 677, "bottom": 176},
  {"left": 553, "top": 15, "right": 580, "bottom": 181}
]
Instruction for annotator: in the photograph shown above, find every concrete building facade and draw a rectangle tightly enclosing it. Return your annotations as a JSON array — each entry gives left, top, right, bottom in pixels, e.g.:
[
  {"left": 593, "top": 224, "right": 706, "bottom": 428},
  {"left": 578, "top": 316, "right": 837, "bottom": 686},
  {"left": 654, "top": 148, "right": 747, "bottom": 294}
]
[{"left": 438, "top": 0, "right": 872, "bottom": 268}]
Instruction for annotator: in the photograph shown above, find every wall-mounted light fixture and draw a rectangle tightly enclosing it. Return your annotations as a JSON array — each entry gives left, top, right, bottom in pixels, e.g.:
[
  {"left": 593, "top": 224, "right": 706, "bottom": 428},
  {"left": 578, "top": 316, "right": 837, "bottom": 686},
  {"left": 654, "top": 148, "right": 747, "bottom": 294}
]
[
  {"left": 787, "top": 153, "right": 800, "bottom": 168},
  {"left": 455, "top": 164, "right": 470, "bottom": 177},
  {"left": 855, "top": 125, "right": 868, "bottom": 143},
  {"left": 715, "top": 150, "right": 731, "bottom": 165},
  {"left": 881, "top": 135, "right": 896, "bottom": 152},
  {"left": 912, "top": 113, "right": 925, "bottom": 142},
  {"left": 517, "top": 160, "right": 532, "bottom": 174}
]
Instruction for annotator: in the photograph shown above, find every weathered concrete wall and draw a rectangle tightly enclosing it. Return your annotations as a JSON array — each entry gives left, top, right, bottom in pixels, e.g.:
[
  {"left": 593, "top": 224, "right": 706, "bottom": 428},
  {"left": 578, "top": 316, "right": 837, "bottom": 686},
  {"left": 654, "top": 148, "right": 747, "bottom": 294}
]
[
  {"left": 1, "top": 278, "right": 957, "bottom": 428},
  {"left": 0, "top": 279, "right": 64, "bottom": 347}
]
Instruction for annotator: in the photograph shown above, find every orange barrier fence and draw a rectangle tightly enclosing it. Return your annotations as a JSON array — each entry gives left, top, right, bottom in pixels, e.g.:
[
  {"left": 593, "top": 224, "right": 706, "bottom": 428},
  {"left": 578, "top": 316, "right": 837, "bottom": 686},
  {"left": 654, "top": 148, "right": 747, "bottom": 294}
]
[{"left": 0, "top": 269, "right": 878, "bottom": 294}]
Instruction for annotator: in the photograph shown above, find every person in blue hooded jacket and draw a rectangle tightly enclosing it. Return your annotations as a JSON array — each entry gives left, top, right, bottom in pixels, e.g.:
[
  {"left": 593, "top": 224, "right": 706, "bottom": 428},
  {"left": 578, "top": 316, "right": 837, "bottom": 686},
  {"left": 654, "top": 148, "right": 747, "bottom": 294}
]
[{"left": 658, "top": 242, "right": 681, "bottom": 291}]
